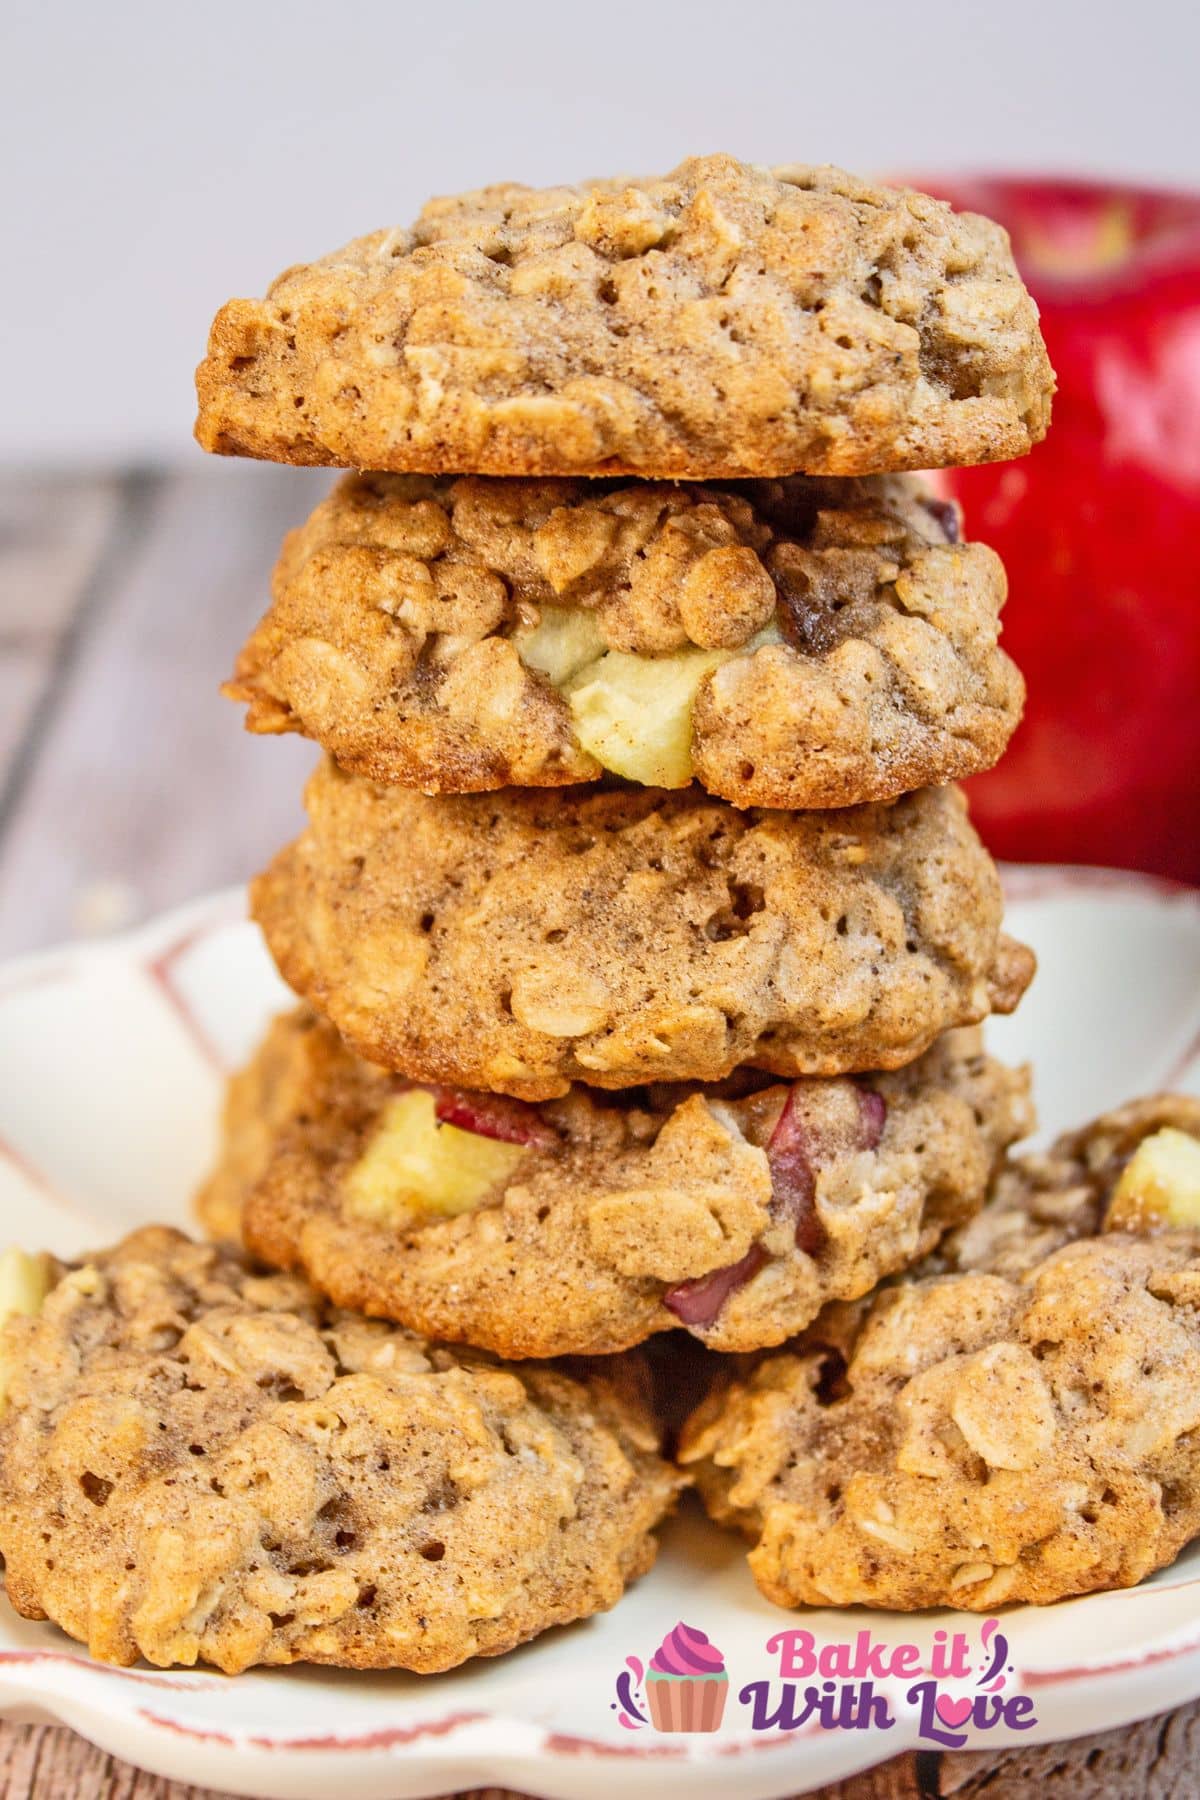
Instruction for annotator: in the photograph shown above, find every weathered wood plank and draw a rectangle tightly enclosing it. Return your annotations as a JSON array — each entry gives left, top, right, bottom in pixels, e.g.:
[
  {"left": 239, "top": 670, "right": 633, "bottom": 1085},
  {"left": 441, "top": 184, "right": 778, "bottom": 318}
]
[
  {"left": 0, "top": 664, "right": 46, "bottom": 793},
  {"left": 0, "top": 471, "right": 127, "bottom": 788},
  {"left": 0, "top": 461, "right": 328, "bottom": 956},
  {"left": 940, "top": 1697, "right": 1200, "bottom": 1796},
  {"left": 0, "top": 1720, "right": 232, "bottom": 1797}
]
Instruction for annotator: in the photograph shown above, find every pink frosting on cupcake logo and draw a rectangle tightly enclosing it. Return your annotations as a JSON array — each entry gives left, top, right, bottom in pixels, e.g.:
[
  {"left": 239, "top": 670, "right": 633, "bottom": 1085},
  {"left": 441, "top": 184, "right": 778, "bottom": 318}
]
[{"left": 613, "top": 1623, "right": 729, "bottom": 1733}]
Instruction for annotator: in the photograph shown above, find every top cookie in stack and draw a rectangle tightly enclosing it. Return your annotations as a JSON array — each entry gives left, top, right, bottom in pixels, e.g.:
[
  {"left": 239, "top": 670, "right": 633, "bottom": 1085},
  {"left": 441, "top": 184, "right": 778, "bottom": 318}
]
[
  {"left": 196, "top": 155, "right": 1050, "bottom": 477},
  {"left": 195, "top": 154, "right": 1049, "bottom": 1357}
]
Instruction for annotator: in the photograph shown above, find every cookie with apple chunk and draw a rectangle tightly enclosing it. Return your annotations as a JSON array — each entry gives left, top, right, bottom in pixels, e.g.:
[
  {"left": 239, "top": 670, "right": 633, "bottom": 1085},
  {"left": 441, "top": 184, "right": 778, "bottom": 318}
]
[
  {"left": 196, "top": 155, "right": 1052, "bottom": 479},
  {"left": 680, "top": 1096, "right": 1200, "bottom": 1611},
  {"left": 196, "top": 1009, "right": 1032, "bottom": 1358},
  {"left": 0, "top": 1228, "right": 678, "bottom": 1673},
  {"left": 253, "top": 769, "right": 1034, "bottom": 1101},
  {"left": 227, "top": 470, "right": 1023, "bottom": 809},
  {"left": 937, "top": 1092, "right": 1200, "bottom": 1277}
]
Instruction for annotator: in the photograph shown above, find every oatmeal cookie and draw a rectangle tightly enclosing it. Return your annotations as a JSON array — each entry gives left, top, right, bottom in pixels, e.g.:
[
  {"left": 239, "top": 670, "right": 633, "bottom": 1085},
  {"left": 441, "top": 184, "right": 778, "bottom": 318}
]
[
  {"left": 230, "top": 471, "right": 1022, "bottom": 807},
  {"left": 198, "top": 1010, "right": 1032, "bottom": 1357},
  {"left": 252, "top": 769, "right": 1034, "bottom": 1099},
  {"left": 681, "top": 1097, "right": 1200, "bottom": 1611},
  {"left": 196, "top": 1007, "right": 321, "bottom": 1244},
  {"left": 196, "top": 155, "right": 1052, "bottom": 479},
  {"left": 0, "top": 1228, "right": 677, "bottom": 1673}
]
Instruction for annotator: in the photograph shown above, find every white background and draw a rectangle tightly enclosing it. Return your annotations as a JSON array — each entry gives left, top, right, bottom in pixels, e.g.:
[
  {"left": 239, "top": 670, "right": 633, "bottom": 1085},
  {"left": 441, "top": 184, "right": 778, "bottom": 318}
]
[{"left": 3, "top": 0, "right": 1197, "bottom": 464}]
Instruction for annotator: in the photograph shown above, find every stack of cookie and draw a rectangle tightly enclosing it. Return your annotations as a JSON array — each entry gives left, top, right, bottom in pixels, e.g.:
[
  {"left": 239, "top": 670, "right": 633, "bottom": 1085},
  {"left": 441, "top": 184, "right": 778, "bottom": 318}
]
[
  {"left": 194, "top": 155, "right": 1046, "bottom": 1369},
  {"left": 0, "top": 157, "right": 1067, "bottom": 1677}
]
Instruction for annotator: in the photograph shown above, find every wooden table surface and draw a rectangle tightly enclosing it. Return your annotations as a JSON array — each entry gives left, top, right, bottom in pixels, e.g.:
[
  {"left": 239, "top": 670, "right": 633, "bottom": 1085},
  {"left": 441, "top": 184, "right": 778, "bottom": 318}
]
[{"left": 0, "top": 461, "right": 1192, "bottom": 1797}]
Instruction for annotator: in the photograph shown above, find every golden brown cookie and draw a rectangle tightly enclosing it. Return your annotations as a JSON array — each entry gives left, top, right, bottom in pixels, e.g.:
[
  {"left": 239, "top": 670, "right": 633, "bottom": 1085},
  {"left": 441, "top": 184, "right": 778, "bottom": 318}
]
[
  {"left": 230, "top": 471, "right": 1023, "bottom": 807},
  {"left": 196, "top": 155, "right": 1052, "bottom": 479},
  {"left": 197, "top": 1006, "right": 320, "bottom": 1244},
  {"left": 197, "top": 1010, "right": 1032, "bottom": 1357},
  {"left": 680, "top": 1096, "right": 1200, "bottom": 1611},
  {"left": 252, "top": 769, "right": 1034, "bottom": 1100},
  {"left": 0, "top": 1228, "right": 678, "bottom": 1673}
]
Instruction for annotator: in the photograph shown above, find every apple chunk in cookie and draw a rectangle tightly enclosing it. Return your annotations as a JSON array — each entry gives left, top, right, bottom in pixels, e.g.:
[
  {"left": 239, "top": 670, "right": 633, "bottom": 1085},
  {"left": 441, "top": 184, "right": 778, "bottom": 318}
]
[
  {"left": 343, "top": 1089, "right": 550, "bottom": 1226},
  {"left": 228, "top": 470, "right": 1023, "bottom": 809},
  {"left": 0, "top": 1249, "right": 56, "bottom": 1406},
  {"left": 562, "top": 640, "right": 758, "bottom": 790},
  {"left": 1106, "top": 1128, "right": 1200, "bottom": 1230},
  {"left": 196, "top": 1009, "right": 1033, "bottom": 1358}
]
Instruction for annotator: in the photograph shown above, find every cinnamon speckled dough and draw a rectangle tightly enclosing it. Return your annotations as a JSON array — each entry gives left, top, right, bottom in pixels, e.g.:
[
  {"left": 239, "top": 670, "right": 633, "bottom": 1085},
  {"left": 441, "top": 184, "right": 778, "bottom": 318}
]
[
  {"left": 196, "top": 155, "right": 1052, "bottom": 479},
  {"left": 680, "top": 1098, "right": 1200, "bottom": 1612},
  {"left": 229, "top": 471, "right": 1023, "bottom": 807},
  {"left": 197, "top": 1010, "right": 1032, "bottom": 1358},
  {"left": 252, "top": 769, "right": 1034, "bottom": 1100},
  {"left": 0, "top": 1228, "right": 678, "bottom": 1673}
]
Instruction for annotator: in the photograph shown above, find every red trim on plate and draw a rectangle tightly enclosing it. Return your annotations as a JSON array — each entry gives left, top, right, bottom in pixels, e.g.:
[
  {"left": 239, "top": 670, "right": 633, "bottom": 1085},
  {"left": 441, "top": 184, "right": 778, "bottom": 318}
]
[
  {"left": 1023, "top": 1627, "right": 1200, "bottom": 1689},
  {"left": 546, "top": 1732, "right": 688, "bottom": 1759},
  {"left": 0, "top": 1649, "right": 219, "bottom": 1691},
  {"left": 0, "top": 962, "right": 73, "bottom": 1003},
  {"left": 246, "top": 1710, "right": 489, "bottom": 1752},
  {"left": 0, "top": 1132, "right": 77, "bottom": 1210},
  {"left": 138, "top": 1710, "right": 238, "bottom": 1746},
  {"left": 143, "top": 919, "right": 238, "bottom": 1073}
]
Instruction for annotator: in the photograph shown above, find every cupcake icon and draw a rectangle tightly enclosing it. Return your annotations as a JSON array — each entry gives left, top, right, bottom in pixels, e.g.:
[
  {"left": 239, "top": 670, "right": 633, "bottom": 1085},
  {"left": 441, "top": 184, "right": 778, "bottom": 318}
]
[{"left": 645, "top": 1623, "right": 729, "bottom": 1732}]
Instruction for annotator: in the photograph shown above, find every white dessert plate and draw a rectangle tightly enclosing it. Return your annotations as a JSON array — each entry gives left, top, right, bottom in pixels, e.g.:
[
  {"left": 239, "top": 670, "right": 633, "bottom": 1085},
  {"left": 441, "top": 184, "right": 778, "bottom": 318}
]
[{"left": 0, "top": 869, "right": 1198, "bottom": 1799}]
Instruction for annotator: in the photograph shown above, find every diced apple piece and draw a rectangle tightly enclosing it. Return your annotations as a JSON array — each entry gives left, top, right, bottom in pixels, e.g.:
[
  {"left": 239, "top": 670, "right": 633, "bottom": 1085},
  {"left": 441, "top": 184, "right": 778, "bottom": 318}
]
[
  {"left": 1106, "top": 1128, "right": 1200, "bottom": 1231},
  {"left": 566, "top": 646, "right": 731, "bottom": 787},
  {"left": 344, "top": 1089, "right": 528, "bottom": 1227},
  {"left": 517, "top": 612, "right": 781, "bottom": 787},
  {"left": 513, "top": 606, "right": 606, "bottom": 687},
  {"left": 663, "top": 1244, "right": 767, "bottom": 1328},
  {"left": 0, "top": 1248, "right": 54, "bottom": 1325},
  {"left": 766, "top": 1083, "right": 886, "bottom": 1255},
  {"left": 432, "top": 1087, "right": 557, "bottom": 1146},
  {"left": 0, "top": 1248, "right": 55, "bottom": 1407},
  {"left": 767, "top": 1091, "right": 819, "bottom": 1253}
]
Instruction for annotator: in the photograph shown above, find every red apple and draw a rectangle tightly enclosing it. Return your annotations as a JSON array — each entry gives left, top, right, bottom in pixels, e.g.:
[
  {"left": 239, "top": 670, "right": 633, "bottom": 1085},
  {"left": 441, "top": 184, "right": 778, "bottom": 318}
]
[{"left": 917, "top": 177, "right": 1200, "bottom": 884}]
